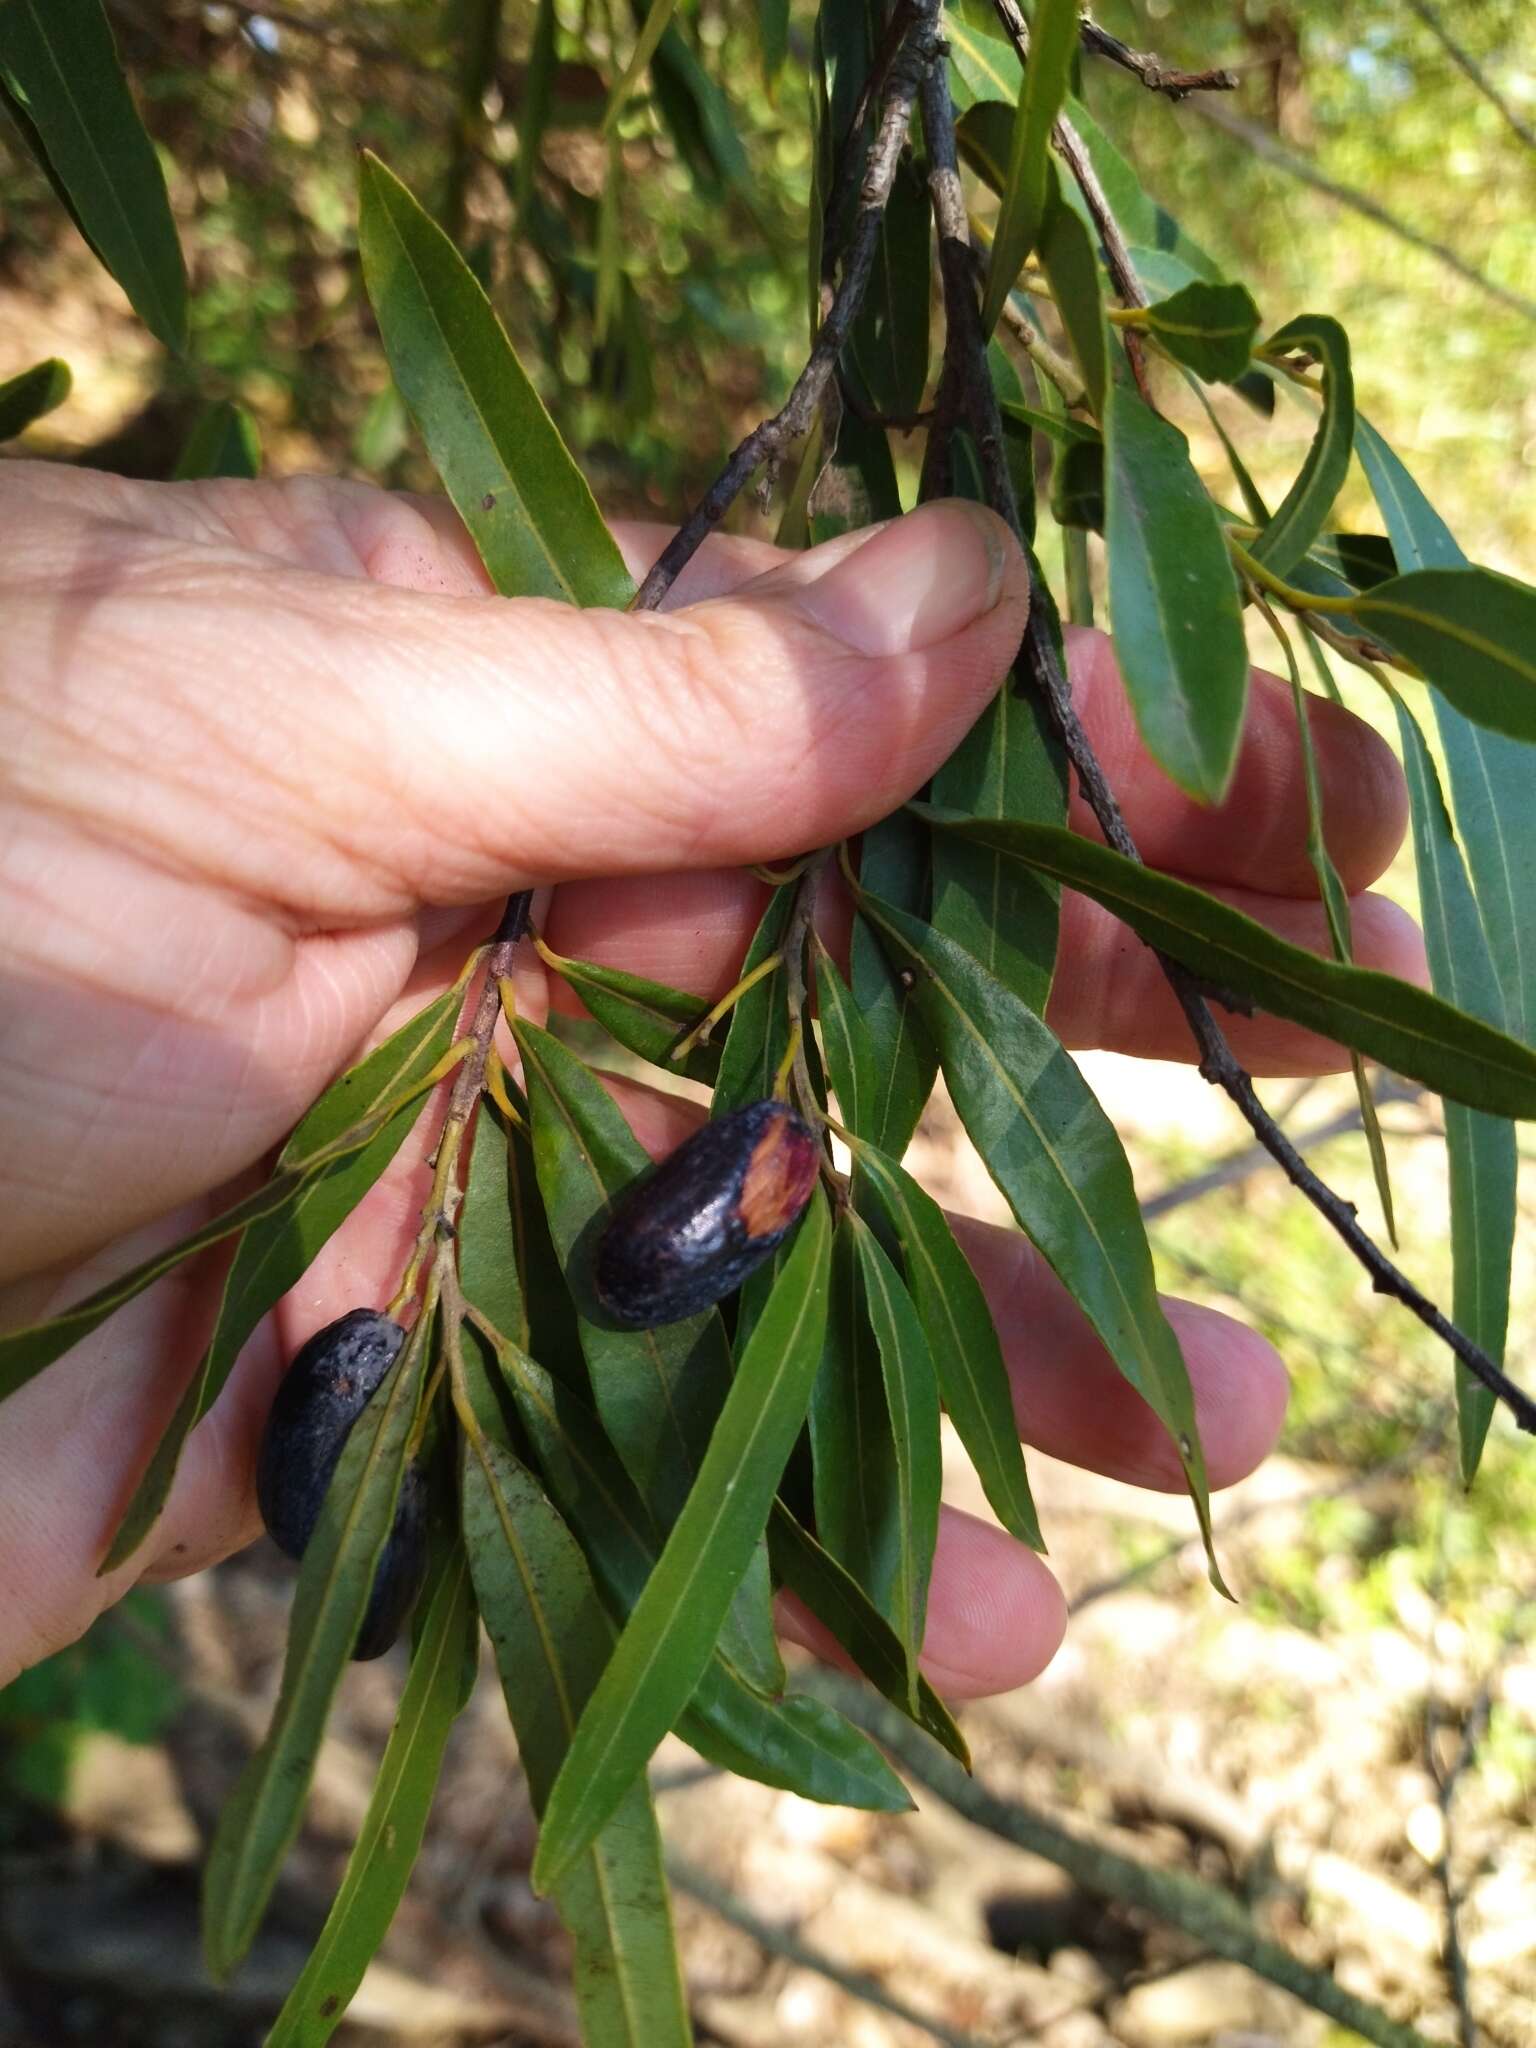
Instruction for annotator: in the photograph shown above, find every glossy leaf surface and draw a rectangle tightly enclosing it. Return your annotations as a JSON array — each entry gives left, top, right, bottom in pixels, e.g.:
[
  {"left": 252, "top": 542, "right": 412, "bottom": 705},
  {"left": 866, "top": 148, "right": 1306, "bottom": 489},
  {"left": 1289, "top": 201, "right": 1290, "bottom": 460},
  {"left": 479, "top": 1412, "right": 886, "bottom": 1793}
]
[
  {"left": 859, "top": 899, "right": 1221, "bottom": 1586},
  {"left": 264, "top": 1547, "right": 477, "bottom": 2046},
  {"left": 1138, "top": 280, "right": 1261, "bottom": 383},
  {"left": 1105, "top": 378, "right": 1249, "bottom": 801},
  {"left": 538, "top": 949, "right": 719, "bottom": 1082},
  {"left": 0, "top": 0, "right": 188, "bottom": 350},
  {"left": 358, "top": 152, "right": 632, "bottom": 607},
  {"left": 532, "top": 1195, "right": 832, "bottom": 1891},
  {"left": 203, "top": 1320, "right": 430, "bottom": 1978},
  {"left": 980, "top": 0, "right": 1078, "bottom": 336},
  {"left": 918, "top": 811, "right": 1536, "bottom": 1118},
  {"left": 100, "top": 985, "right": 462, "bottom": 1570},
  {"left": 1252, "top": 315, "right": 1354, "bottom": 579}
]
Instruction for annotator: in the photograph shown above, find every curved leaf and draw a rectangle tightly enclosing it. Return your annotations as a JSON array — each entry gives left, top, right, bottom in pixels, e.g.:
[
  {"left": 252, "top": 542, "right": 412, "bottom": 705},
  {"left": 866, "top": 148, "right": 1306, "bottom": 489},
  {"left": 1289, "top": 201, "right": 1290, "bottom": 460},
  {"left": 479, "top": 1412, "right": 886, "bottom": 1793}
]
[
  {"left": 0, "top": 356, "right": 70, "bottom": 440},
  {"left": 1252, "top": 315, "right": 1354, "bottom": 579},
  {"left": 713, "top": 883, "right": 798, "bottom": 1114},
  {"left": 857, "top": 897, "right": 1223, "bottom": 1589},
  {"left": 263, "top": 1546, "right": 477, "bottom": 2047},
  {"left": 1038, "top": 169, "right": 1108, "bottom": 414},
  {"left": 203, "top": 1318, "right": 431, "bottom": 1979},
  {"left": 358, "top": 152, "right": 632, "bottom": 607},
  {"left": 532, "top": 1195, "right": 833, "bottom": 1892},
  {"left": 1137, "top": 280, "right": 1261, "bottom": 384},
  {"left": 0, "top": 0, "right": 187, "bottom": 350},
  {"left": 1105, "top": 379, "right": 1249, "bottom": 801},
  {"left": 980, "top": 0, "right": 1078, "bottom": 337},
  {"left": 917, "top": 809, "right": 1536, "bottom": 1118}
]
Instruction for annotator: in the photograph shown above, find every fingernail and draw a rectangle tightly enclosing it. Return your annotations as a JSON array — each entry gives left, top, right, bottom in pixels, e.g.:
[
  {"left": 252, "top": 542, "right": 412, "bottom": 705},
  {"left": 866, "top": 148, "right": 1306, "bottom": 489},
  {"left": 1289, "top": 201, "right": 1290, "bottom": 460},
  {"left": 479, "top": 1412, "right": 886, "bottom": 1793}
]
[{"left": 792, "top": 500, "right": 1011, "bottom": 656}]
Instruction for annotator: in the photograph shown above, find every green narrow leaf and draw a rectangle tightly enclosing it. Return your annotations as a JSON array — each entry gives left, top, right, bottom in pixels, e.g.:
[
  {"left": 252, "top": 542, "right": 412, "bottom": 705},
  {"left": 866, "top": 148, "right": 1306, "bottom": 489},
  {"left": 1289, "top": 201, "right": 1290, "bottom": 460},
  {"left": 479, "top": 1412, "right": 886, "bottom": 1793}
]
[
  {"left": 1348, "top": 567, "right": 1536, "bottom": 746},
  {"left": 461, "top": 1422, "right": 692, "bottom": 2046},
  {"left": 851, "top": 1142, "right": 1040, "bottom": 1550},
  {"left": 1357, "top": 418, "right": 1536, "bottom": 1040},
  {"left": 537, "top": 947, "right": 718, "bottom": 1082},
  {"left": 99, "top": 986, "right": 463, "bottom": 1571},
  {"left": 859, "top": 897, "right": 1224, "bottom": 1589},
  {"left": 850, "top": 831, "right": 939, "bottom": 1158},
  {"left": 1137, "top": 280, "right": 1261, "bottom": 384},
  {"left": 646, "top": 16, "right": 751, "bottom": 195},
  {"left": 980, "top": 0, "right": 1078, "bottom": 337},
  {"left": 810, "top": 1215, "right": 902, "bottom": 1617},
  {"left": 1037, "top": 168, "right": 1108, "bottom": 414},
  {"left": 918, "top": 809, "right": 1536, "bottom": 1119},
  {"left": 758, "top": 0, "right": 788, "bottom": 85},
  {"left": 1059, "top": 95, "right": 1224, "bottom": 284},
  {"left": 467, "top": 1321, "right": 907, "bottom": 1810},
  {"left": 532, "top": 1195, "right": 834, "bottom": 1891},
  {"left": 0, "top": 0, "right": 187, "bottom": 350},
  {"left": 850, "top": 151, "right": 931, "bottom": 417},
  {"left": 513, "top": 1020, "right": 784, "bottom": 1693},
  {"left": 203, "top": 1319, "right": 431, "bottom": 1979},
  {"left": 847, "top": 1213, "right": 942, "bottom": 1712},
  {"left": 928, "top": 655, "right": 1066, "bottom": 1010},
  {"left": 174, "top": 399, "right": 261, "bottom": 480},
  {"left": 0, "top": 355, "right": 70, "bottom": 440},
  {"left": 1251, "top": 315, "right": 1354, "bottom": 579},
  {"left": 712, "top": 883, "right": 798, "bottom": 1114},
  {"left": 1264, "top": 623, "right": 1396, "bottom": 1241},
  {"left": 603, "top": 0, "right": 683, "bottom": 131},
  {"left": 512, "top": 0, "right": 556, "bottom": 225},
  {"left": 460, "top": 1102, "right": 531, "bottom": 1352},
  {"left": 1105, "top": 376, "right": 1249, "bottom": 801},
  {"left": 814, "top": 946, "right": 880, "bottom": 1145},
  {"left": 357, "top": 152, "right": 632, "bottom": 607},
  {"left": 767, "top": 1503, "right": 969, "bottom": 1765},
  {"left": 263, "top": 1546, "right": 477, "bottom": 2047},
  {"left": 1393, "top": 700, "right": 1517, "bottom": 1481}
]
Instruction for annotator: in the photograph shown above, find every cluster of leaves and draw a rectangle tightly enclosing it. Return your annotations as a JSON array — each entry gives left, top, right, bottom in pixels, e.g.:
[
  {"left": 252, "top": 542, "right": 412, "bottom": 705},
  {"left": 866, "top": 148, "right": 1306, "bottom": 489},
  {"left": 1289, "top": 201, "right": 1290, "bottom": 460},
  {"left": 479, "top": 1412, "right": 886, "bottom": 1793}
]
[{"left": 2, "top": 3, "right": 1534, "bottom": 2044}]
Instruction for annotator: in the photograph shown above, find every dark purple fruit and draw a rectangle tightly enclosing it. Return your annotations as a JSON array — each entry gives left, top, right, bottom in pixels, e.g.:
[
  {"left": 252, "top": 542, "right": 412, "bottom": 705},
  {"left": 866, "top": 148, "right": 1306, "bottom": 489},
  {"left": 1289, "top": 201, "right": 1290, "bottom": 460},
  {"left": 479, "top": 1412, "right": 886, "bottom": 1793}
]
[
  {"left": 257, "top": 1307, "right": 426, "bottom": 1659},
  {"left": 594, "top": 1099, "right": 820, "bottom": 1329}
]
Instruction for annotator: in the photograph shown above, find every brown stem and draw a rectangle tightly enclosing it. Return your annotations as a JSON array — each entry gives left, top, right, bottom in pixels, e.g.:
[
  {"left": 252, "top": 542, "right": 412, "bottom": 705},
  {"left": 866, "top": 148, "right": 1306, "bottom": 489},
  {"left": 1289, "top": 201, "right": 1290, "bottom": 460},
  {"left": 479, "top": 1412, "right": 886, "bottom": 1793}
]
[
  {"left": 921, "top": 34, "right": 1536, "bottom": 1440},
  {"left": 1078, "top": 16, "right": 1239, "bottom": 101},
  {"left": 631, "top": 5, "right": 938, "bottom": 612}
]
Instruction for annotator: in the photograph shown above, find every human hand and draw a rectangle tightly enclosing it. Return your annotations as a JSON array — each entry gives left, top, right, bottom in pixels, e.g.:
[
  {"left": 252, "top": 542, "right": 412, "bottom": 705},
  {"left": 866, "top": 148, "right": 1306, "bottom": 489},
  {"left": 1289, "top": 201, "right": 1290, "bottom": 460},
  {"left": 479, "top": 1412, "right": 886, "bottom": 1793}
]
[{"left": 0, "top": 462, "right": 1420, "bottom": 1686}]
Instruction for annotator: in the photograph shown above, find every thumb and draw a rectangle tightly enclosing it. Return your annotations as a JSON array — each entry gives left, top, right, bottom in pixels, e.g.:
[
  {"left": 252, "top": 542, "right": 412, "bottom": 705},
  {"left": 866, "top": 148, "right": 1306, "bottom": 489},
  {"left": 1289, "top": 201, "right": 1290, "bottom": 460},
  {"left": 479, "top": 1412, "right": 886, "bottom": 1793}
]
[
  {"left": 331, "top": 491, "right": 1028, "bottom": 909},
  {"left": 206, "top": 498, "right": 1025, "bottom": 917}
]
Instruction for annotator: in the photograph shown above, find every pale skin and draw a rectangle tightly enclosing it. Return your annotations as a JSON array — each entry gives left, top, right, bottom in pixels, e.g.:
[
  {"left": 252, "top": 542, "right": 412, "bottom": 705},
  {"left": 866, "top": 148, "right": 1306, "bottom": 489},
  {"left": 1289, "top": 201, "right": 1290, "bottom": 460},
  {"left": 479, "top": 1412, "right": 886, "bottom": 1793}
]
[{"left": 0, "top": 462, "right": 1424, "bottom": 1692}]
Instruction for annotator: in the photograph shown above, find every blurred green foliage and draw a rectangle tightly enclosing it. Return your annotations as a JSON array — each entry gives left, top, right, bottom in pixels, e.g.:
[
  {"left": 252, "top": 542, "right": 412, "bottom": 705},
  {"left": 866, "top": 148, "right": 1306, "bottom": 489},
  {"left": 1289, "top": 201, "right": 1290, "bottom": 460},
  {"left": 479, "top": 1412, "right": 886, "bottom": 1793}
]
[
  {"left": 0, "top": 1589, "right": 180, "bottom": 1814},
  {"left": 0, "top": 1, "right": 1530, "bottom": 561}
]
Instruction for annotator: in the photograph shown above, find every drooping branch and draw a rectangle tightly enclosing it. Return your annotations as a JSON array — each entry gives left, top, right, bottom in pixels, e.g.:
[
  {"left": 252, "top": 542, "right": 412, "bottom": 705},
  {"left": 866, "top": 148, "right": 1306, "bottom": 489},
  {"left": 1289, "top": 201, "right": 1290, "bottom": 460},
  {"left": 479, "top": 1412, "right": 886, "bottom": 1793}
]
[
  {"left": 1400, "top": 0, "right": 1536, "bottom": 156},
  {"left": 1078, "top": 15, "right": 1239, "bottom": 101},
  {"left": 925, "top": 25, "right": 1536, "bottom": 1440},
  {"left": 631, "top": 5, "right": 938, "bottom": 613}
]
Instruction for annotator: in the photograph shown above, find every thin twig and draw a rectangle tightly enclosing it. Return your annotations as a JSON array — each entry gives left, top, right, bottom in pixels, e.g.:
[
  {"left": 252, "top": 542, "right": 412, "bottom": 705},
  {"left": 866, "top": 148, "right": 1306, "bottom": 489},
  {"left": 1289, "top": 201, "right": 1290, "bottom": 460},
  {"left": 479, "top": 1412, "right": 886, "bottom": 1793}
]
[
  {"left": 667, "top": 1850, "right": 992, "bottom": 2048},
  {"left": 1140, "top": 1075, "right": 1425, "bottom": 1221},
  {"left": 801, "top": 1675, "right": 1439, "bottom": 2048},
  {"left": 631, "top": 7, "right": 937, "bottom": 612},
  {"left": 1400, "top": 0, "right": 1536, "bottom": 155},
  {"left": 997, "top": 297, "right": 1086, "bottom": 407},
  {"left": 920, "top": 50, "right": 1536, "bottom": 1439},
  {"left": 1078, "top": 15, "right": 1238, "bottom": 100},
  {"left": 1190, "top": 98, "right": 1536, "bottom": 325}
]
